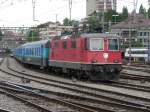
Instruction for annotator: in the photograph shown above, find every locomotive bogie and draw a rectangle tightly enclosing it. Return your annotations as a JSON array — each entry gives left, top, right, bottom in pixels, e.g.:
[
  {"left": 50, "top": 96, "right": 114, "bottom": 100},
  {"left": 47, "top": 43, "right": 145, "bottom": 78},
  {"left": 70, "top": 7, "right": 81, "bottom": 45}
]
[{"left": 49, "top": 60, "right": 121, "bottom": 80}]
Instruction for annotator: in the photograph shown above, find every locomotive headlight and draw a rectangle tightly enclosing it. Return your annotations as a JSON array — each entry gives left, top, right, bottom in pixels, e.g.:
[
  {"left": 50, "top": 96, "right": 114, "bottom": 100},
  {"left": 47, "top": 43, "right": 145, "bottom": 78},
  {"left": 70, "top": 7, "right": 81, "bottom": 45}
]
[{"left": 103, "top": 53, "right": 109, "bottom": 59}]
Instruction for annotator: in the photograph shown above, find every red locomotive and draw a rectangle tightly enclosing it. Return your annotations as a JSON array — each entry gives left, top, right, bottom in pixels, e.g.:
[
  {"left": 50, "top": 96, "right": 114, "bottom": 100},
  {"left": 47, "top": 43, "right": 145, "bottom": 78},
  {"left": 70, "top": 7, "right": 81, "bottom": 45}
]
[{"left": 49, "top": 33, "right": 122, "bottom": 80}]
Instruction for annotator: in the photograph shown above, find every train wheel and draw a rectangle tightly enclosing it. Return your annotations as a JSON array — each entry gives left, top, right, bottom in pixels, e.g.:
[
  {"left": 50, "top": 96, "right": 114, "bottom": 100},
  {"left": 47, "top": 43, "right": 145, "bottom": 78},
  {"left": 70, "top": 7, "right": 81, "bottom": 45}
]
[
  {"left": 82, "top": 72, "right": 90, "bottom": 81},
  {"left": 71, "top": 76, "right": 77, "bottom": 82}
]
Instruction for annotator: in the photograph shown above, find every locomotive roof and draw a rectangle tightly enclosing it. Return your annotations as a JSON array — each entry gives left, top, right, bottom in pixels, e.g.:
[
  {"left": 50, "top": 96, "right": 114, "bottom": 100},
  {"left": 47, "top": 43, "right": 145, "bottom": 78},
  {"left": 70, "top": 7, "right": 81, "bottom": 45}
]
[
  {"left": 55, "top": 33, "right": 121, "bottom": 40},
  {"left": 80, "top": 33, "right": 121, "bottom": 38},
  {"left": 52, "top": 33, "right": 121, "bottom": 40}
]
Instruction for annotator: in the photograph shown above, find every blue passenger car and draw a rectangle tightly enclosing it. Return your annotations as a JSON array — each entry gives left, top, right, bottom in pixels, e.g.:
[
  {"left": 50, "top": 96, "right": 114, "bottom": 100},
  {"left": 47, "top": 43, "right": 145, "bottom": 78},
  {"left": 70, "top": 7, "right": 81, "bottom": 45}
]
[
  {"left": 13, "top": 40, "right": 50, "bottom": 68},
  {"left": 13, "top": 46, "right": 23, "bottom": 61}
]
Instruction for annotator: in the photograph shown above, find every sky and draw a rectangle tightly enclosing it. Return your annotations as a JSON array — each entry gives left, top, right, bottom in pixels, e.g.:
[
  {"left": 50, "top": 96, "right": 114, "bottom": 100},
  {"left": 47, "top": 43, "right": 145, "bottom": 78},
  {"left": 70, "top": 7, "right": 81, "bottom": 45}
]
[{"left": 0, "top": 0, "right": 149, "bottom": 27}]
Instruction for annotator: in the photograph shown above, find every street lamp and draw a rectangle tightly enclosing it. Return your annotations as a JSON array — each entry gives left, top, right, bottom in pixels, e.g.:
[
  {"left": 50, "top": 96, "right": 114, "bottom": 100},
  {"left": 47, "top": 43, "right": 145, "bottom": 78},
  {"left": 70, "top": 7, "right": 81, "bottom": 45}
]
[{"left": 112, "top": 15, "right": 119, "bottom": 24}]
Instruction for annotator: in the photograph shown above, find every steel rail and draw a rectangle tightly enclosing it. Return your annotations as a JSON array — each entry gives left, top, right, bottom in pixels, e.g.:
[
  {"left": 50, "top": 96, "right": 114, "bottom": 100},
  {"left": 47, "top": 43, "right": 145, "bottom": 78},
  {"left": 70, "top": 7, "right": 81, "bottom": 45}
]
[
  {"left": 2, "top": 57, "right": 150, "bottom": 111},
  {"left": 8, "top": 58, "right": 150, "bottom": 92},
  {"left": 6, "top": 64, "right": 150, "bottom": 103},
  {"left": 123, "top": 66, "right": 150, "bottom": 73},
  {"left": 100, "top": 81, "right": 150, "bottom": 93},
  {"left": 0, "top": 81, "right": 145, "bottom": 112},
  {"left": 120, "top": 72, "right": 150, "bottom": 82},
  {"left": 0, "top": 108, "right": 14, "bottom": 112},
  {"left": 1, "top": 66, "right": 150, "bottom": 112},
  {"left": 0, "top": 90, "right": 54, "bottom": 112},
  {"left": 0, "top": 81, "right": 110, "bottom": 112}
]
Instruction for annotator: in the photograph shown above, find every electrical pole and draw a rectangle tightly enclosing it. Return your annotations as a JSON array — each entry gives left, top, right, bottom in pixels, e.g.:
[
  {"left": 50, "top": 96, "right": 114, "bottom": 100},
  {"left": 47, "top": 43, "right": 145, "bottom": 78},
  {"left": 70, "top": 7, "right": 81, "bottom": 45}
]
[
  {"left": 129, "top": 0, "right": 137, "bottom": 65},
  {"left": 133, "top": 0, "right": 138, "bottom": 23},
  {"left": 112, "top": 0, "right": 117, "bottom": 11},
  {"left": 69, "top": 0, "right": 72, "bottom": 21},
  {"left": 102, "top": 0, "right": 105, "bottom": 33},
  {"left": 148, "top": 0, "right": 150, "bottom": 62},
  {"left": 148, "top": 31, "right": 150, "bottom": 62},
  {"left": 128, "top": 0, "right": 138, "bottom": 64},
  {"left": 32, "top": 0, "right": 36, "bottom": 21},
  {"left": 56, "top": 14, "right": 58, "bottom": 36},
  {"left": 128, "top": 26, "right": 132, "bottom": 65}
]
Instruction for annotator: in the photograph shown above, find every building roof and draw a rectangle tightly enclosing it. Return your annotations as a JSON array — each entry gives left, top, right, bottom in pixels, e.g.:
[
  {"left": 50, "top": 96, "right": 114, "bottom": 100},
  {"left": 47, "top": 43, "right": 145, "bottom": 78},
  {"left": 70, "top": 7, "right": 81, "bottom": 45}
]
[
  {"left": 111, "top": 16, "right": 150, "bottom": 29},
  {"left": 80, "top": 33, "right": 121, "bottom": 38},
  {"left": 37, "top": 21, "right": 55, "bottom": 28}
]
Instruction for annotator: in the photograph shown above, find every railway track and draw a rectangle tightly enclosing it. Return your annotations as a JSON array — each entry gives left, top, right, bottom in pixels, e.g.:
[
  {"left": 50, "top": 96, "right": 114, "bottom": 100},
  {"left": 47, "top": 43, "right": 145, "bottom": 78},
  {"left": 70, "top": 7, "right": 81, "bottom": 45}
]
[
  {"left": 0, "top": 108, "right": 13, "bottom": 112},
  {"left": 120, "top": 72, "right": 150, "bottom": 82},
  {"left": 0, "top": 81, "right": 107, "bottom": 112},
  {"left": 10, "top": 57, "right": 150, "bottom": 92},
  {"left": 0, "top": 58, "right": 150, "bottom": 111},
  {"left": 124, "top": 64, "right": 150, "bottom": 68},
  {"left": 123, "top": 65, "right": 150, "bottom": 73},
  {"left": 0, "top": 58, "right": 101, "bottom": 112},
  {"left": 100, "top": 80, "right": 150, "bottom": 93},
  {"left": 121, "top": 65, "right": 150, "bottom": 82},
  {"left": 0, "top": 80, "right": 149, "bottom": 112}
]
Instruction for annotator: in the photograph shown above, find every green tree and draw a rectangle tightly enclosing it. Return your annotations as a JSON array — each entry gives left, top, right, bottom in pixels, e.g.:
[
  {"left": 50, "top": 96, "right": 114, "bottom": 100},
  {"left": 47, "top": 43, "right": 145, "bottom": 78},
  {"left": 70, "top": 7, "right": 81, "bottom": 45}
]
[
  {"left": 63, "top": 18, "right": 79, "bottom": 27},
  {"left": 27, "top": 30, "right": 39, "bottom": 42},
  {"left": 147, "top": 8, "right": 150, "bottom": 18},
  {"left": 139, "top": 4, "right": 146, "bottom": 17},
  {"left": 132, "top": 40, "right": 143, "bottom": 47},
  {"left": 104, "top": 10, "right": 121, "bottom": 24},
  {"left": 87, "top": 16, "right": 102, "bottom": 32},
  {"left": 5, "top": 48, "right": 11, "bottom": 53},
  {"left": 71, "top": 20, "right": 79, "bottom": 28},
  {"left": 121, "top": 7, "right": 128, "bottom": 20},
  {"left": 63, "top": 18, "right": 72, "bottom": 26}
]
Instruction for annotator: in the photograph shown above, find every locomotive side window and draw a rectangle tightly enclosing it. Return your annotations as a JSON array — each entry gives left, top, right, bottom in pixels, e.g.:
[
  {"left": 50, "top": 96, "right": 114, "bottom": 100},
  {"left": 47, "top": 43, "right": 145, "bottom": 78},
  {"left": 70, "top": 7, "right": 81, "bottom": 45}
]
[
  {"left": 62, "top": 41, "right": 67, "bottom": 49},
  {"left": 54, "top": 41, "right": 58, "bottom": 48},
  {"left": 108, "top": 39, "right": 119, "bottom": 50},
  {"left": 90, "top": 38, "right": 103, "bottom": 51},
  {"left": 71, "top": 40, "right": 76, "bottom": 48}
]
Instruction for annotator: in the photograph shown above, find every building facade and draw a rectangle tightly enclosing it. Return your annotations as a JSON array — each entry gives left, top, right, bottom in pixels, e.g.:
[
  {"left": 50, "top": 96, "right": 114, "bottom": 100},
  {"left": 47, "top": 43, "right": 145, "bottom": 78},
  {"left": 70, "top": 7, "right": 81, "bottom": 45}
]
[
  {"left": 111, "top": 16, "right": 150, "bottom": 50},
  {"left": 86, "top": 0, "right": 116, "bottom": 16},
  {"left": 37, "top": 22, "right": 73, "bottom": 40}
]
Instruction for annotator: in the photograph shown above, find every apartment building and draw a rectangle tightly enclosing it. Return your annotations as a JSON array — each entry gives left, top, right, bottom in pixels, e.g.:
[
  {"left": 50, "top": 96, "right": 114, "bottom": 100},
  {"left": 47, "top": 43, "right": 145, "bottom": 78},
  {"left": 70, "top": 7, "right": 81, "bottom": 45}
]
[{"left": 86, "top": 0, "right": 116, "bottom": 16}]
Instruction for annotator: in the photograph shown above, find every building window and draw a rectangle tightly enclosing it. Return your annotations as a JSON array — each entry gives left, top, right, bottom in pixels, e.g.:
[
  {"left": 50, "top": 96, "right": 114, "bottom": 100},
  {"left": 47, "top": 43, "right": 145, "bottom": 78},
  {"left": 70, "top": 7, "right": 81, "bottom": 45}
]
[
  {"left": 144, "top": 39, "right": 147, "bottom": 42},
  {"left": 140, "top": 39, "right": 142, "bottom": 42},
  {"left": 140, "top": 32, "right": 143, "bottom": 36},
  {"left": 144, "top": 32, "right": 147, "bottom": 36},
  {"left": 62, "top": 41, "right": 67, "bottom": 49}
]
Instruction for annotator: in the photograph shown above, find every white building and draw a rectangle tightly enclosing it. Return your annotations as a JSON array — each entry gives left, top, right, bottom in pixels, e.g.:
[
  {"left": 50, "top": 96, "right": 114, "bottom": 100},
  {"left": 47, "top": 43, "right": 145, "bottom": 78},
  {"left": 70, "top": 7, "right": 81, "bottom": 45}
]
[{"left": 38, "top": 22, "right": 73, "bottom": 39}]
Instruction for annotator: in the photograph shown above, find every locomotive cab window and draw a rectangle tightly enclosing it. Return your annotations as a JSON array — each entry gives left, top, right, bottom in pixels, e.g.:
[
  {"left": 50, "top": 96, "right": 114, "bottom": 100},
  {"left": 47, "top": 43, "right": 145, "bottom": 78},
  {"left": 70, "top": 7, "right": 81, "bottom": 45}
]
[
  {"left": 62, "top": 41, "right": 67, "bottom": 49},
  {"left": 54, "top": 41, "right": 58, "bottom": 48},
  {"left": 108, "top": 39, "right": 119, "bottom": 50},
  {"left": 89, "top": 38, "right": 103, "bottom": 51}
]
